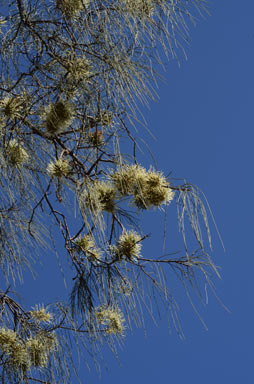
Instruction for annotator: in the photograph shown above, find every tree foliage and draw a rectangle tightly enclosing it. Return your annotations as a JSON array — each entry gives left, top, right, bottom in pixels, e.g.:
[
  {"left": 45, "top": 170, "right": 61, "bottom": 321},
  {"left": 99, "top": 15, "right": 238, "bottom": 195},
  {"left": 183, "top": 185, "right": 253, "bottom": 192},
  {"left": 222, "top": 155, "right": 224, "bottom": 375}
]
[{"left": 0, "top": 0, "right": 220, "bottom": 383}]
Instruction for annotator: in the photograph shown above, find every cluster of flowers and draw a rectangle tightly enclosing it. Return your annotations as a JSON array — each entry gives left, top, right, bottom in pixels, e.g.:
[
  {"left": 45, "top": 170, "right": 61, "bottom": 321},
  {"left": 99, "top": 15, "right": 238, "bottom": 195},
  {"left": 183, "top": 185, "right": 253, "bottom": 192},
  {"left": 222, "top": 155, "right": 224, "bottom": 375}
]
[
  {"left": 47, "top": 158, "right": 70, "bottom": 178},
  {"left": 111, "top": 164, "right": 174, "bottom": 209},
  {"left": 0, "top": 95, "right": 26, "bottom": 120},
  {"left": 66, "top": 57, "right": 91, "bottom": 82},
  {"left": 75, "top": 234, "right": 101, "bottom": 261},
  {"left": 81, "top": 180, "right": 116, "bottom": 214},
  {"left": 0, "top": 307, "right": 56, "bottom": 372},
  {"left": 114, "top": 230, "right": 142, "bottom": 260},
  {"left": 45, "top": 100, "right": 74, "bottom": 135},
  {"left": 74, "top": 230, "right": 141, "bottom": 264},
  {"left": 80, "top": 164, "right": 174, "bottom": 217},
  {"left": 6, "top": 140, "right": 29, "bottom": 167},
  {"left": 76, "top": 165, "right": 174, "bottom": 264},
  {"left": 30, "top": 305, "right": 52, "bottom": 323},
  {"left": 95, "top": 306, "right": 125, "bottom": 335},
  {"left": 56, "top": 0, "right": 89, "bottom": 17},
  {"left": 0, "top": 95, "right": 30, "bottom": 167}
]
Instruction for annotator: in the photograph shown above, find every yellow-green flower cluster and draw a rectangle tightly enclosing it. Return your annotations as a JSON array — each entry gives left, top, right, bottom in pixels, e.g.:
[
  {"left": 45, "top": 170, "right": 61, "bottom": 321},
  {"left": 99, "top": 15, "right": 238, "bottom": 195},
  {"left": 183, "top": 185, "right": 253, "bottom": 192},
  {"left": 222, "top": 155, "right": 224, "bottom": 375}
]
[
  {"left": 0, "top": 96, "right": 24, "bottom": 120},
  {"left": 8, "top": 342, "right": 30, "bottom": 371},
  {"left": 30, "top": 305, "right": 52, "bottom": 323},
  {"left": 66, "top": 57, "right": 91, "bottom": 82},
  {"left": 26, "top": 333, "right": 57, "bottom": 368},
  {"left": 26, "top": 337, "right": 48, "bottom": 367},
  {"left": 95, "top": 306, "right": 125, "bottom": 335},
  {"left": 111, "top": 164, "right": 142, "bottom": 196},
  {"left": 0, "top": 328, "right": 30, "bottom": 370},
  {"left": 116, "top": 230, "right": 141, "bottom": 260},
  {"left": 111, "top": 165, "right": 174, "bottom": 209},
  {"left": 97, "top": 181, "right": 116, "bottom": 212},
  {"left": 136, "top": 168, "right": 174, "bottom": 209},
  {"left": 7, "top": 140, "right": 29, "bottom": 167},
  {"left": 0, "top": 328, "right": 57, "bottom": 371},
  {"left": 45, "top": 100, "right": 74, "bottom": 135},
  {"left": 75, "top": 234, "right": 101, "bottom": 260},
  {"left": 47, "top": 158, "right": 70, "bottom": 178},
  {"left": 82, "top": 181, "right": 116, "bottom": 214},
  {"left": 56, "top": 0, "right": 87, "bottom": 16},
  {"left": 0, "top": 328, "right": 17, "bottom": 351}
]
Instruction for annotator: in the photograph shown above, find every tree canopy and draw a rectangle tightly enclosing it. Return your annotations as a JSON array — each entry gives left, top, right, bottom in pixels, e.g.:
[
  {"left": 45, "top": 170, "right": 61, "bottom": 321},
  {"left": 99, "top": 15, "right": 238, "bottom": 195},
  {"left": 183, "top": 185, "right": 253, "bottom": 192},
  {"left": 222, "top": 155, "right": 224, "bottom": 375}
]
[{"left": 0, "top": 1, "right": 220, "bottom": 383}]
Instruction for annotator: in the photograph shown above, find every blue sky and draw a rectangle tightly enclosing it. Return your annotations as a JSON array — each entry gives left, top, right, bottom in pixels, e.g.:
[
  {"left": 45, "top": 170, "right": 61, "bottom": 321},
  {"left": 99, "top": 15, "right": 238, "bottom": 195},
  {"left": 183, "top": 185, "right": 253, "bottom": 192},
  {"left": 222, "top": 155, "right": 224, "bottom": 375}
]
[{"left": 17, "top": 1, "right": 254, "bottom": 383}]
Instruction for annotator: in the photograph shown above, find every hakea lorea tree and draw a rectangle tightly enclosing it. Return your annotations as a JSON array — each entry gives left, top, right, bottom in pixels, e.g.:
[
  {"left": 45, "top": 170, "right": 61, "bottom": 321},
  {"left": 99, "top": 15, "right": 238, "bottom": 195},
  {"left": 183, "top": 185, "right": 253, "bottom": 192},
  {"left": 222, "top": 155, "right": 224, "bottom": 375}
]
[{"left": 0, "top": 0, "right": 220, "bottom": 383}]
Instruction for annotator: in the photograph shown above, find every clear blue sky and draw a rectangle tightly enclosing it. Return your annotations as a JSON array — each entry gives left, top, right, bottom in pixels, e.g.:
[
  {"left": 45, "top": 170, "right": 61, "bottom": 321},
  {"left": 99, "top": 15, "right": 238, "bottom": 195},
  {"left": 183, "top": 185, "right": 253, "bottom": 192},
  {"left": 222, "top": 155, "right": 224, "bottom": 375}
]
[{"left": 19, "top": 1, "right": 254, "bottom": 383}]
